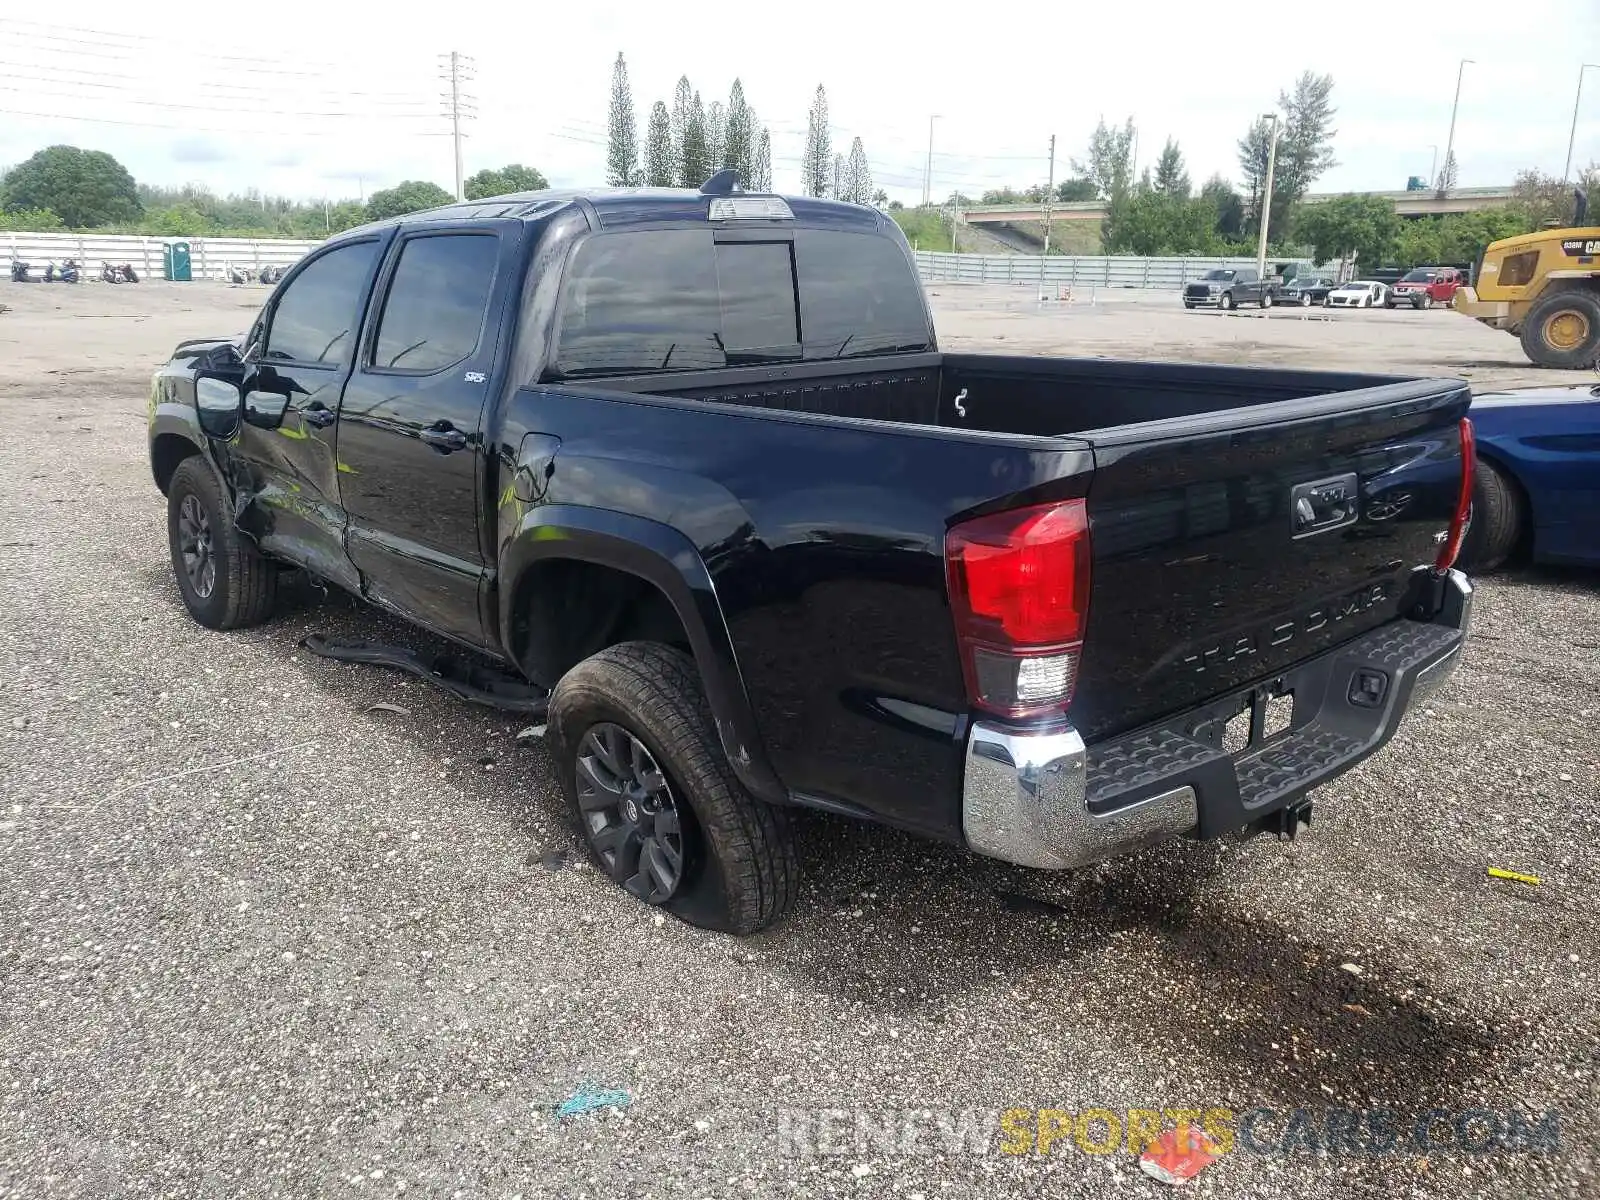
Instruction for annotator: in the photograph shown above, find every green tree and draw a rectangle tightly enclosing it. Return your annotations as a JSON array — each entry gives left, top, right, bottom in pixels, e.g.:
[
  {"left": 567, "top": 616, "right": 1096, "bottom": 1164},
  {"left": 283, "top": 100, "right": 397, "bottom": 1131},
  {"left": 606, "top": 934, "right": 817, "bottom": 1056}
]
[
  {"left": 1270, "top": 71, "right": 1338, "bottom": 236},
  {"left": 1106, "top": 191, "right": 1221, "bottom": 254},
  {"left": 670, "top": 76, "right": 694, "bottom": 172},
  {"left": 1055, "top": 177, "right": 1098, "bottom": 202},
  {"left": 1236, "top": 117, "right": 1273, "bottom": 235},
  {"left": 1153, "top": 138, "right": 1190, "bottom": 198},
  {"left": 365, "top": 180, "right": 453, "bottom": 222},
  {"left": 1200, "top": 175, "right": 1246, "bottom": 239},
  {"left": 803, "top": 85, "right": 831, "bottom": 197},
  {"left": 1296, "top": 194, "right": 1398, "bottom": 270},
  {"left": 723, "top": 80, "right": 755, "bottom": 181},
  {"left": 0, "top": 206, "right": 63, "bottom": 231},
  {"left": 1434, "top": 151, "right": 1459, "bottom": 197},
  {"left": 679, "top": 91, "right": 710, "bottom": 187},
  {"left": 1072, "top": 117, "right": 1136, "bottom": 251},
  {"left": 842, "top": 138, "right": 872, "bottom": 204},
  {"left": 606, "top": 53, "right": 639, "bottom": 187},
  {"left": 752, "top": 127, "right": 773, "bottom": 191},
  {"left": 464, "top": 164, "right": 548, "bottom": 200},
  {"left": 705, "top": 101, "right": 726, "bottom": 173},
  {"left": 1, "top": 145, "right": 141, "bottom": 227},
  {"left": 644, "top": 101, "right": 675, "bottom": 187},
  {"left": 1510, "top": 166, "right": 1599, "bottom": 227}
]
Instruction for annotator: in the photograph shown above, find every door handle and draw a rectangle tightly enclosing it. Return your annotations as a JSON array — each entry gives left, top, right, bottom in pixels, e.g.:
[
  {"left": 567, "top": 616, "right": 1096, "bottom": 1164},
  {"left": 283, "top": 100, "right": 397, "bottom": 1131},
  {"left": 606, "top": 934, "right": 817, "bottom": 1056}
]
[
  {"left": 302, "top": 406, "right": 336, "bottom": 428},
  {"left": 419, "top": 424, "right": 468, "bottom": 452}
]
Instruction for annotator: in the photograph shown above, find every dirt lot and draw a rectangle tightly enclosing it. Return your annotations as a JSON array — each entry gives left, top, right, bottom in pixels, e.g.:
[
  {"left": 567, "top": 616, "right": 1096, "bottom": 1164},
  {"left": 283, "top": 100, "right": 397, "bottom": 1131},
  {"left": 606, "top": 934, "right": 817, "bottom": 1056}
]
[{"left": 1, "top": 279, "right": 1597, "bottom": 1199}]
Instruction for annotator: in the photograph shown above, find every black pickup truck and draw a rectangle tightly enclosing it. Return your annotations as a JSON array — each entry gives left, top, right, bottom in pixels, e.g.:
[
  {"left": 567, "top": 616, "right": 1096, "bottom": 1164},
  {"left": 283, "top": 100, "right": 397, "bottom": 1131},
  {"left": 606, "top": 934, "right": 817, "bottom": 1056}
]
[
  {"left": 148, "top": 177, "right": 1475, "bottom": 933},
  {"left": 1183, "top": 266, "right": 1276, "bottom": 310}
]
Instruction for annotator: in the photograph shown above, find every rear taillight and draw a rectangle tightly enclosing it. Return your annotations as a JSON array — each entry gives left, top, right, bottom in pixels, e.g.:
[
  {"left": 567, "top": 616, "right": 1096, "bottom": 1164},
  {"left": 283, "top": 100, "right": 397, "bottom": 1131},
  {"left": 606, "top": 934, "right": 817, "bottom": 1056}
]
[
  {"left": 1435, "top": 417, "right": 1475, "bottom": 572},
  {"left": 945, "top": 499, "right": 1091, "bottom": 719}
]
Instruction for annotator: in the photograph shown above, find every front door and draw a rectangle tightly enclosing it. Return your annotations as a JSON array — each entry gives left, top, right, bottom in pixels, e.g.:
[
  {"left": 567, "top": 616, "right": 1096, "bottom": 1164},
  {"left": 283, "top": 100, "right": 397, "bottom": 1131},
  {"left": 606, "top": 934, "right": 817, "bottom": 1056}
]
[
  {"left": 228, "top": 235, "right": 387, "bottom": 591},
  {"left": 335, "top": 225, "right": 512, "bottom": 649}
]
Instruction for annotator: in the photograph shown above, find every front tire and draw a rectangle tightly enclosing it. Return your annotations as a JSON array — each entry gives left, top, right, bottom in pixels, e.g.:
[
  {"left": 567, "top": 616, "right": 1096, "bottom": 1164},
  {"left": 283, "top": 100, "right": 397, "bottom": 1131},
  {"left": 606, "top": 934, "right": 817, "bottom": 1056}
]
[
  {"left": 1519, "top": 290, "right": 1600, "bottom": 369},
  {"left": 166, "top": 457, "right": 277, "bottom": 629},
  {"left": 549, "top": 642, "right": 799, "bottom": 934},
  {"left": 1218, "top": 291, "right": 1234, "bottom": 311},
  {"left": 1458, "top": 458, "right": 1524, "bottom": 573}
]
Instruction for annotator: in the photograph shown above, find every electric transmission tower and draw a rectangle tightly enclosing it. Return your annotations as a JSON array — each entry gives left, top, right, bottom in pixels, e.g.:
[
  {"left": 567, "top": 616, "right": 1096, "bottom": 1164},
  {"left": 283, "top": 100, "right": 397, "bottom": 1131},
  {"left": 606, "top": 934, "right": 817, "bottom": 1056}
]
[{"left": 439, "top": 51, "right": 478, "bottom": 201}]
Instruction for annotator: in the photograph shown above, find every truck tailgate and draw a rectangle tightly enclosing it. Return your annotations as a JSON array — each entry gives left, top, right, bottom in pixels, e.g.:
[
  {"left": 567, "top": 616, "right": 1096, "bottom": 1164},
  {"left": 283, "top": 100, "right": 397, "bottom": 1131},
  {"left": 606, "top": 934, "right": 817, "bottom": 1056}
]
[{"left": 1070, "top": 379, "right": 1471, "bottom": 742}]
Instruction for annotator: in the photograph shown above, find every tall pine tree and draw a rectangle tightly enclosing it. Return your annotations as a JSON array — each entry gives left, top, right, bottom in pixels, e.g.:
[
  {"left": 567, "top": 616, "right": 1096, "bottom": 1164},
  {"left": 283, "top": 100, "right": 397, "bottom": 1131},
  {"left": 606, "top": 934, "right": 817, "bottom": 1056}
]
[
  {"left": 723, "top": 80, "right": 754, "bottom": 182},
  {"left": 844, "top": 137, "right": 872, "bottom": 204},
  {"left": 670, "top": 76, "right": 693, "bottom": 176},
  {"left": 753, "top": 126, "right": 773, "bottom": 191},
  {"left": 680, "top": 91, "right": 710, "bottom": 186},
  {"left": 1271, "top": 72, "right": 1337, "bottom": 236},
  {"left": 644, "top": 100, "right": 674, "bottom": 187},
  {"left": 605, "top": 53, "right": 638, "bottom": 187},
  {"left": 706, "top": 101, "right": 726, "bottom": 172},
  {"left": 1152, "top": 138, "right": 1190, "bottom": 198},
  {"left": 803, "top": 85, "right": 831, "bottom": 197}
]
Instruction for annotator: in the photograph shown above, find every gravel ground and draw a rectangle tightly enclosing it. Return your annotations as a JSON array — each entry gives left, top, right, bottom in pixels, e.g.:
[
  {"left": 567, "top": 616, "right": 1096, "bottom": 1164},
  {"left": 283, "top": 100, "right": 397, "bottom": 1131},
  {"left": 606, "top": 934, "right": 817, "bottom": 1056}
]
[{"left": 1, "top": 280, "right": 1598, "bottom": 1199}]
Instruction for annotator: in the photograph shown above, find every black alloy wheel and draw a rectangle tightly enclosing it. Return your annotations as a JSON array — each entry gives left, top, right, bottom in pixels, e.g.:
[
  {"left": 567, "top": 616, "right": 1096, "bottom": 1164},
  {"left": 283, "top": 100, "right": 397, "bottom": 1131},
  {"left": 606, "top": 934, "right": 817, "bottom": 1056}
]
[
  {"left": 576, "top": 721, "right": 687, "bottom": 902},
  {"left": 177, "top": 493, "right": 216, "bottom": 599}
]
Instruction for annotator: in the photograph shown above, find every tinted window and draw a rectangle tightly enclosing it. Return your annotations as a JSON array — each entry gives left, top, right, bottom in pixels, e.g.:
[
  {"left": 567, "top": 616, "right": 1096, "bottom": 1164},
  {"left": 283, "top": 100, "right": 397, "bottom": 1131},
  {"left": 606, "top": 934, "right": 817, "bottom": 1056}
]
[
  {"left": 552, "top": 226, "right": 931, "bottom": 379},
  {"left": 1201, "top": 270, "right": 1234, "bottom": 280},
  {"left": 717, "top": 242, "right": 798, "bottom": 352},
  {"left": 795, "top": 230, "right": 932, "bottom": 358},
  {"left": 555, "top": 229, "right": 722, "bottom": 377},
  {"left": 266, "top": 241, "right": 377, "bottom": 365},
  {"left": 1401, "top": 268, "right": 1435, "bottom": 282},
  {"left": 373, "top": 234, "right": 498, "bottom": 371}
]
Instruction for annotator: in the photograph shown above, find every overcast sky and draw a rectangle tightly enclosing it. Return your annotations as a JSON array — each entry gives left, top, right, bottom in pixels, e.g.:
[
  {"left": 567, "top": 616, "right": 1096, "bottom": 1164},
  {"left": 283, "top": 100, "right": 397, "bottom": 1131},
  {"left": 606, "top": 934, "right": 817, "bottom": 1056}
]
[{"left": 2, "top": 4, "right": 1598, "bottom": 205}]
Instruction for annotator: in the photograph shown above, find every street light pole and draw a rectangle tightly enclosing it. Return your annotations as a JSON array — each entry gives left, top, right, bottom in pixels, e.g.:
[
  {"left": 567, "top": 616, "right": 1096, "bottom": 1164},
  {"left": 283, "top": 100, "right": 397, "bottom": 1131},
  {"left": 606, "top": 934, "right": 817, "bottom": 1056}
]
[
  {"left": 1441, "top": 58, "right": 1473, "bottom": 191},
  {"left": 1039, "top": 133, "right": 1056, "bottom": 302},
  {"left": 1255, "top": 113, "right": 1280, "bottom": 281},
  {"left": 923, "top": 115, "right": 940, "bottom": 207},
  {"left": 1564, "top": 64, "right": 1599, "bottom": 183},
  {"left": 1428, "top": 145, "right": 1438, "bottom": 187}
]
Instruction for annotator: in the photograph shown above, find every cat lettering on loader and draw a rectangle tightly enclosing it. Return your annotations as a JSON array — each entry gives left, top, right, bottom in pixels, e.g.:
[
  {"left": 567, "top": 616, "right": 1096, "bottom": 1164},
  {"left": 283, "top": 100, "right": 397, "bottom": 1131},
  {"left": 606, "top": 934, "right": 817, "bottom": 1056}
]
[{"left": 1454, "top": 188, "right": 1600, "bottom": 368}]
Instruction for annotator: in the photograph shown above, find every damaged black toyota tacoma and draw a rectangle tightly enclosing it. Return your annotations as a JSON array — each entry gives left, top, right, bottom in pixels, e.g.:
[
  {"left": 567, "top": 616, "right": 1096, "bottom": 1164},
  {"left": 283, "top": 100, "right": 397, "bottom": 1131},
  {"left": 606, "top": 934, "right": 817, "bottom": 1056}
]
[{"left": 147, "top": 174, "right": 1475, "bottom": 933}]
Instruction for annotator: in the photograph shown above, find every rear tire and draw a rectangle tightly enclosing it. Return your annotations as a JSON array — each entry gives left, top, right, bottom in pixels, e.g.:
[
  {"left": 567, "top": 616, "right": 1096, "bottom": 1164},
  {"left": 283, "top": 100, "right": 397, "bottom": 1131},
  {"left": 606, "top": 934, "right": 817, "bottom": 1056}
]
[
  {"left": 1519, "top": 289, "right": 1600, "bottom": 369},
  {"left": 1260, "top": 291, "right": 1273, "bottom": 309},
  {"left": 1458, "top": 458, "right": 1524, "bottom": 573},
  {"left": 548, "top": 642, "right": 799, "bottom": 935},
  {"left": 1300, "top": 292, "right": 1312, "bottom": 307},
  {"left": 166, "top": 457, "right": 277, "bottom": 630}
]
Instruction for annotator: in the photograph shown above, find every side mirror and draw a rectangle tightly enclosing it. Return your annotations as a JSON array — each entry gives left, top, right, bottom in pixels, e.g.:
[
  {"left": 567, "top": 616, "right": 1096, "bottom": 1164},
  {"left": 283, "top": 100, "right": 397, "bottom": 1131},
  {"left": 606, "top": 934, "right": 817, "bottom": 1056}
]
[
  {"left": 195, "top": 375, "right": 243, "bottom": 439},
  {"left": 244, "top": 389, "right": 288, "bottom": 430}
]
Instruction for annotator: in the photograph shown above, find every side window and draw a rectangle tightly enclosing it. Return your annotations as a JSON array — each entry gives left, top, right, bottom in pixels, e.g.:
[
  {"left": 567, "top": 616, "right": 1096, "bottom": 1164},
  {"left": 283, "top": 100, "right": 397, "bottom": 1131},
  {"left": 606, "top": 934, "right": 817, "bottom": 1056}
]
[
  {"left": 265, "top": 241, "right": 378, "bottom": 366},
  {"left": 372, "top": 234, "right": 500, "bottom": 372}
]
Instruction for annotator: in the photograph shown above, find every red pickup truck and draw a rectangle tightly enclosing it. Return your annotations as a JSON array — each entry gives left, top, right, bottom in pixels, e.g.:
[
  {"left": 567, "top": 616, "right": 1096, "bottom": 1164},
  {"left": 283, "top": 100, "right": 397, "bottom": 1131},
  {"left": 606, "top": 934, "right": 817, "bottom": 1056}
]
[{"left": 1386, "top": 267, "right": 1466, "bottom": 310}]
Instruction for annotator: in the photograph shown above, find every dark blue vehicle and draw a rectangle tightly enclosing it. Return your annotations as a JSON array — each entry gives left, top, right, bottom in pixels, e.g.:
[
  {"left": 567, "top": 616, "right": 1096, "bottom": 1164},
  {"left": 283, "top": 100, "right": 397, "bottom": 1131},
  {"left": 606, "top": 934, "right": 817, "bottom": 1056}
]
[
  {"left": 1460, "top": 385, "right": 1600, "bottom": 571},
  {"left": 147, "top": 176, "right": 1475, "bottom": 932}
]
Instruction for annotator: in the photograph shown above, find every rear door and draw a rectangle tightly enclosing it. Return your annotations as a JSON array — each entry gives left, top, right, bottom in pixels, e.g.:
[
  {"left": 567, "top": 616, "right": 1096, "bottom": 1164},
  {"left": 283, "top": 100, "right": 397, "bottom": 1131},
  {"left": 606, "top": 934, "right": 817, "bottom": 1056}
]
[
  {"left": 1071, "top": 380, "right": 1470, "bottom": 741},
  {"left": 336, "top": 223, "right": 517, "bottom": 648},
  {"left": 229, "top": 234, "right": 387, "bottom": 592}
]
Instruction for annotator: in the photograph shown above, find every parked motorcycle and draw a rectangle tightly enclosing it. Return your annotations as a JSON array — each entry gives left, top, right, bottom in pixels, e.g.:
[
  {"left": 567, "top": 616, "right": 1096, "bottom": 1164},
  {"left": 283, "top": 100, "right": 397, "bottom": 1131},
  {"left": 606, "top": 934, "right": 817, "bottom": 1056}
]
[
  {"left": 118, "top": 263, "right": 140, "bottom": 283},
  {"left": 101, "top": 262, "right": 139, "bottom": 283},
  {"left": 259, "top": 265, "right": 284, "bottom": 285},
  {"left": 44, "top": 260, "right": 57, "bottom": 282},
  {"left": 10, "top": 261, "right": 34, "bottom": 283},
  {"left": 57, "top": 258, "right": 81, "bottom": 284},
  {"left": 225, "top": 263, "right": 250, "bottom": 286}
]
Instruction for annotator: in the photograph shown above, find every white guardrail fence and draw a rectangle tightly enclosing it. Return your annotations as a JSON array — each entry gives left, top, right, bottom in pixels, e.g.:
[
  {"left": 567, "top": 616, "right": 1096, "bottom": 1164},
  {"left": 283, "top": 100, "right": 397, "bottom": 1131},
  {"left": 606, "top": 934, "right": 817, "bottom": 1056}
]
[
  {"left": 4, "top": 231, "right": 1314, "bottom": 291},
  {"left": 4, "top": 231, "right": 320, "bottom": 281},
  {"left": 912, "top": 251, "right": 1315, "bottom": 289}
]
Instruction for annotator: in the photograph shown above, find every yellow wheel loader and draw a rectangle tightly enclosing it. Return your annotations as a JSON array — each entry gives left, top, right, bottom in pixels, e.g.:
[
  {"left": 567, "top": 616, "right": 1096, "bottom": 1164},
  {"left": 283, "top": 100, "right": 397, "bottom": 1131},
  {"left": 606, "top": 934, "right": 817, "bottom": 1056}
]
[{"left": 1454, "top": 188, "right": 1600, "bottom": 368}]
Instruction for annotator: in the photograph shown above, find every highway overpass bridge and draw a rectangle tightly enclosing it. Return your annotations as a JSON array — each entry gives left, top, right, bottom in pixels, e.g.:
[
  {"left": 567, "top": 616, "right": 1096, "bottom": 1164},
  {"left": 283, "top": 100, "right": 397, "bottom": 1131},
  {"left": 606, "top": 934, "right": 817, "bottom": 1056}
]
[{"left": 957, "top": 186, "right": 1515, "bottom": 225}]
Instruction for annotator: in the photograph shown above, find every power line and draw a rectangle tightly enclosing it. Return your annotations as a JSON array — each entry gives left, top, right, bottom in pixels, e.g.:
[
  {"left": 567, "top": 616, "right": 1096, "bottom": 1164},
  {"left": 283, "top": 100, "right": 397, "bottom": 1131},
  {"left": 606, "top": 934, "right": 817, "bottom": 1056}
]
[
  {"left": 0, "top": 83, "right": 437, "bottom": 122},
  {"left": 0, "top": 105, "right": 451, "bottom": 138}
]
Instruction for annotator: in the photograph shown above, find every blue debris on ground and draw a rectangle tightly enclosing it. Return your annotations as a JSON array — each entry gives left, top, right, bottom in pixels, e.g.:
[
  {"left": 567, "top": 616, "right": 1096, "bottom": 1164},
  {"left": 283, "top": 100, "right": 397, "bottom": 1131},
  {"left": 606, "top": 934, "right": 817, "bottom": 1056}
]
[{"left": 556, "top": 1084, "right": 633, "bottom": 1119}]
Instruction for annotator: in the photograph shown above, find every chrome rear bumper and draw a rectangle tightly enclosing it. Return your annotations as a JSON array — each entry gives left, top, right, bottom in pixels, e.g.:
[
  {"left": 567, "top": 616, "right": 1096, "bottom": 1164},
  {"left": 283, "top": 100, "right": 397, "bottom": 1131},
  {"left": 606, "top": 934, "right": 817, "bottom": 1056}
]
[{"left": 961, "top": 569, "right": 1473, "bottom": 870}]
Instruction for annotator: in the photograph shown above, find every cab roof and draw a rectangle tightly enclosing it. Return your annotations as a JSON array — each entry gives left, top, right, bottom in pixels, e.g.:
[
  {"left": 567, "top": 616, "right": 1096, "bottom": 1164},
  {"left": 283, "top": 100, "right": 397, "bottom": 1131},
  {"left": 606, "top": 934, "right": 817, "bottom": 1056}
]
[{"left": 346, "top": 187, "right": 889, "bottom": 237}]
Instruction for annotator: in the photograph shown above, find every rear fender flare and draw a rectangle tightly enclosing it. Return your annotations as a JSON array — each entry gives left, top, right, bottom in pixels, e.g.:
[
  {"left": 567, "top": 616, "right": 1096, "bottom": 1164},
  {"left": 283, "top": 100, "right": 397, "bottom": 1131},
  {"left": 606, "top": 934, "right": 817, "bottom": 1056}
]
[{"left": 499, "top": 505, "right": 785, "bottom": 806}]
